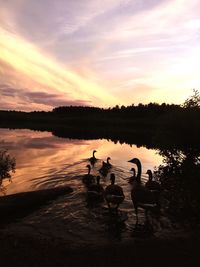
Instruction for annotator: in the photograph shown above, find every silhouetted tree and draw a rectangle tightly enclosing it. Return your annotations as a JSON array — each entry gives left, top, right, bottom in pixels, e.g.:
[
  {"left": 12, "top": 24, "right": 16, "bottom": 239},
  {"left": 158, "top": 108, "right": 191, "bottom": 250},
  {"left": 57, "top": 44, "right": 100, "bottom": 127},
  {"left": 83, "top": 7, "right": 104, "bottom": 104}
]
[
  {"left": 183, "top": 89, "right": 200, "bottom": 108},
  {"left": 154, "top": 147, "right": 200, "bottom": 224},
  {"left": 0, "top": 150, "right": 16, "bottom": 183}
]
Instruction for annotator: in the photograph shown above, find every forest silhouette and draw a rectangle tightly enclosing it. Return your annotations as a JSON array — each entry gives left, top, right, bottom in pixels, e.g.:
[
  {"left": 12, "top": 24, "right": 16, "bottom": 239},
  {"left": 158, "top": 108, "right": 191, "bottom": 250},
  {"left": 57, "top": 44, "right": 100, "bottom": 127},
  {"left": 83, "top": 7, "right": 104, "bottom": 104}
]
[{"left": 0, "top": 89, "right": 199, "bottom": 149}]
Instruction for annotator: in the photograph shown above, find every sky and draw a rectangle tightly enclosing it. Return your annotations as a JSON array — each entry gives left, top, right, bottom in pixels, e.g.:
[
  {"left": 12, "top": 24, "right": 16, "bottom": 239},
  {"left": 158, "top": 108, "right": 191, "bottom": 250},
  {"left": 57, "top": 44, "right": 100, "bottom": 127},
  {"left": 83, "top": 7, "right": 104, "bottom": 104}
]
[{"left": 0, "top": 0, "right": 200, "bottom": 111}]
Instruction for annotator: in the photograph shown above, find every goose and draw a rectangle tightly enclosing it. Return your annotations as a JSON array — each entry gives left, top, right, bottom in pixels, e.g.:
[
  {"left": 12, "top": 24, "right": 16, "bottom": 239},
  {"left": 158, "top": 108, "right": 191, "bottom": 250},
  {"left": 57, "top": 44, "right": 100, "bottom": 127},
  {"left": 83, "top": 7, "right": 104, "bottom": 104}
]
[
  {"left": 82, "top": 164, "right": 95, "bottom": 186},
  {"left": 128, "top": 167, "right": 136, "bottom": 183},
  {"left": 104, "top": 173, "right": 125, "bottom": 212},
  {"left": 145, "top": 170, "right": 161, "bottom": 192},
  {"left": 87, "top": 176, "right": 104, "bottom": 202},
  {"left": 145, "top": 169, "right": 161, "bottom": 204},
  {"left": 99, "top": 157, "right": 112, "bottom": 176},
  {"left": 89, "top": 150, "right": 97, "bottom": 165},
  {"left": 103, "top": 157, "right": 112, "bottom": 169},
  {"left": 128, "top": 158, "right": 160, "bottom": 223}
]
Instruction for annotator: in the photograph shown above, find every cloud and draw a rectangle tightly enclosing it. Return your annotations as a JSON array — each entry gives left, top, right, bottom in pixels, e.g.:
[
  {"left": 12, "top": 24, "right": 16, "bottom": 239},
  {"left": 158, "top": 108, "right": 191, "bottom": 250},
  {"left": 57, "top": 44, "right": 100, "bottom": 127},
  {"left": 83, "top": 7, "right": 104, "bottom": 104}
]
[
  {"left": 0, "top": 84, "right": 17, "bottom": 97},
  {"left": 0, "top": 27, "right": 117, "bottom": 110},
  {"left": 1, "top": 0, "right": 200, "bottom": 109},
  {"left": 25, "top": 91, "right": 90, "bottom": 107},
  {"left": 0, "top": 83, "right": 90, "bottom": 110}
]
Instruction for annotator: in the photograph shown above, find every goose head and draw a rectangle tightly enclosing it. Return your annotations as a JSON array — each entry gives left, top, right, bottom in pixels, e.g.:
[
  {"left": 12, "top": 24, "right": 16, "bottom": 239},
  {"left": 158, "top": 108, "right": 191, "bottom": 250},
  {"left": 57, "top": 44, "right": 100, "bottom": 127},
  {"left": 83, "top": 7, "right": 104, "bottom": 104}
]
[
  {"left": 107, "top": 157, "right": 111, "bottom": 163},
  {"left": 128, "top": 158, "right": 140, "bottom": 164},
  {"left": 93, "top": 150, "right": 97, "bottom": 157}
]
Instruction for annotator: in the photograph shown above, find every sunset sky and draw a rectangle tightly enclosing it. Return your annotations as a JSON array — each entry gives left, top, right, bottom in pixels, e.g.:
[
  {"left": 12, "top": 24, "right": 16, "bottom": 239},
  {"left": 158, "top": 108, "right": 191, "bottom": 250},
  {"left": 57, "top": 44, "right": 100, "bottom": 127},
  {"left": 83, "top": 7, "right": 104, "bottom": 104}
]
[{"left": 1, "top": 0, "right": 200, "bottom": 111}]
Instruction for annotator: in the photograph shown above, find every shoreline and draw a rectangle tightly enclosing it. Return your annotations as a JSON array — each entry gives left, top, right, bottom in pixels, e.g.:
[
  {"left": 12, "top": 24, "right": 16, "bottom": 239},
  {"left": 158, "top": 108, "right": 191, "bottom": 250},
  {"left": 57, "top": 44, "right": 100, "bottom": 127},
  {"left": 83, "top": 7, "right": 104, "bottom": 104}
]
[
  {"left": 1, "top": 186, "right": 200, "bottom": 266},
  {"left": 1, "top": 225, "right": 199, "bottom": 267},
  {"left": 0, "top": 186, "right": 73, "bottom": 224}
]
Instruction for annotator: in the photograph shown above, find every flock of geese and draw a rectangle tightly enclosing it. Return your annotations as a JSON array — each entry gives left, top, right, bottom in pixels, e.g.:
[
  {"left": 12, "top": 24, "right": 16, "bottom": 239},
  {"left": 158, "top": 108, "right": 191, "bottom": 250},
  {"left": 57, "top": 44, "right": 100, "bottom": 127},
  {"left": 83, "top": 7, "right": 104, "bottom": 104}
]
[{"left": 82, "top": 150, "right": 161, "bottom": 223}]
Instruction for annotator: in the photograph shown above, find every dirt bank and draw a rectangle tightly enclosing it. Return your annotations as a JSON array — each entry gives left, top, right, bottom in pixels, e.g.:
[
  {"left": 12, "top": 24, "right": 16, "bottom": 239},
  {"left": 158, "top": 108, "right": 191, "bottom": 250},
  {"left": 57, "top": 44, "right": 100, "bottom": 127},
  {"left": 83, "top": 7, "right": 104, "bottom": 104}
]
[{"left": 0, "top": 186, "right": 73, "bottom": 224}]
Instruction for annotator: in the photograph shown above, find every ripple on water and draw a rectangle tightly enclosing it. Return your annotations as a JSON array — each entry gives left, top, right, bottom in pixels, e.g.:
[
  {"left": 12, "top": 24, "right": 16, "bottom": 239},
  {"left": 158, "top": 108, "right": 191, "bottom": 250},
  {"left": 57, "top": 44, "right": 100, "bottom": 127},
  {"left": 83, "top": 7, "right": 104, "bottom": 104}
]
[{"left": 5, "top": 159, "right": 173, "bottom": 248}]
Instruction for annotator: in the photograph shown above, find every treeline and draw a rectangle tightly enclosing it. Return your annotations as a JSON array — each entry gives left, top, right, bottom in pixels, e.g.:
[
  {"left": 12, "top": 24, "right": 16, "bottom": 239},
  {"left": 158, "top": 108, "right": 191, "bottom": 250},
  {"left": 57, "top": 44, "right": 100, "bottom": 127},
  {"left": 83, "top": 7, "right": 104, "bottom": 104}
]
[
  {"left": 0, "top": 96, "right": 200, "bottom": 149},
  {"left": 53, "top": 102, "right": 181, "bottom": 117},
  {"left": 53, "top": 88, "right": 200, "bottom": 117},
  {"left": 52, "top": 102, "right": 200, "bottom": 147},
  {"left": 0, "top": 102, "right": 186, "bottom": 129}
]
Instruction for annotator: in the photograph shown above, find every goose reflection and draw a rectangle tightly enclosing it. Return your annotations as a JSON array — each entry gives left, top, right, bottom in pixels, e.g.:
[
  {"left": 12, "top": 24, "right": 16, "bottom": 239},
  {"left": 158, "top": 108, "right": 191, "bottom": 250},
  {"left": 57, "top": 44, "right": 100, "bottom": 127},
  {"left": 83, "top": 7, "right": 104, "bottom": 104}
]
[
  {"left": 86, "top": 176, "right": 104, "bottom": 203},
  {"left": 131, "top": 217, "right": 154, "bottom": 238},
  {"left": 104, "top": 211, "right": 127, "bottom": 241}
]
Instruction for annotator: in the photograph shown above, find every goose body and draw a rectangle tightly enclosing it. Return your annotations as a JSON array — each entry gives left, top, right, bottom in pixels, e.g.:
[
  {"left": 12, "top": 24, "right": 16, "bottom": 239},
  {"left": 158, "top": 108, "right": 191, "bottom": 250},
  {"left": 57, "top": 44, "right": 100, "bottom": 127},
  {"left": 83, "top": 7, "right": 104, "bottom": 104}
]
[
  {"left": 89, "top": 150, "right": 97, "bottom": 165},
  {"left": 105, "top": 173, "right": 125, "bottom": 211},
  {"left": 99, "top": 165, "right": 108, "bottom": 177},
  {"left": 82, "top": 164, "right": 95, "bottom": 186},
  {"left": 87, "top": 176, "right": 104, "bottom": 201},
  {"left": 128, "top": 158, "right": 160, "bottom": 222}
]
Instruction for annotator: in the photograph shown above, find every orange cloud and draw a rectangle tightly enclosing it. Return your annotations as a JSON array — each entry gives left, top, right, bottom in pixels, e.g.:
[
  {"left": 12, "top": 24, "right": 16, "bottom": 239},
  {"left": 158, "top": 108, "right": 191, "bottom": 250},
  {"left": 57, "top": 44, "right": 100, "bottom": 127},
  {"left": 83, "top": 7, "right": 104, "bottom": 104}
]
[{"left": 0, "top": 28, "right": 117, "bottom": 110}]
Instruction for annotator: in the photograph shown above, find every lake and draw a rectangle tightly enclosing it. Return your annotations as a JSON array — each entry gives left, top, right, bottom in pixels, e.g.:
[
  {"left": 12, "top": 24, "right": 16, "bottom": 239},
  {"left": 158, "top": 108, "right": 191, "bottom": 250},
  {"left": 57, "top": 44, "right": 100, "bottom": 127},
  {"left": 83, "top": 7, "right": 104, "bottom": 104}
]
[
  {"left": 0, "top": 128, "right": 162, "bottom": 195},
  {"left": 0, "top": 128, "right": 191, "bottom": 247}
]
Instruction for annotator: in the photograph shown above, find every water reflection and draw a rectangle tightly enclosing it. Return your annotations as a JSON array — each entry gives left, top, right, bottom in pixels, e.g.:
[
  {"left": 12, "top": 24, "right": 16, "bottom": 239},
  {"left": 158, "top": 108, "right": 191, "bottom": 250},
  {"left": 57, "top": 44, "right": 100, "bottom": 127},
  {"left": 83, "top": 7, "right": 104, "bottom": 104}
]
[
  {"left": 0, "top": 128, "right": 161, "bottom": 195},
  {"left": 1, "top": 128, "right": 200, "bottom": 245},
  {"left": 104, "top": 210, "right": 128, "bottom": 241}
]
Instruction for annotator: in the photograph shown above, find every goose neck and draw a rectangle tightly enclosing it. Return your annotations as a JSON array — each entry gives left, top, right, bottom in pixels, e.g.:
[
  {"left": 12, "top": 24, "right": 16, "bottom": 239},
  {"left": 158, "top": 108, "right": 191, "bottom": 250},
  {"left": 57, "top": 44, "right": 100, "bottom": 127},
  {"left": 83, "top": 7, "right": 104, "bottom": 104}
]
[
  {"left": 148, "top": 171, "right": 153, "bottom": 181},
  {"left": 136, "top": 161, "right": 142, "bottom": 183},
  {"left": 88, "top": 166, "right": 91, "bottom": 175}
]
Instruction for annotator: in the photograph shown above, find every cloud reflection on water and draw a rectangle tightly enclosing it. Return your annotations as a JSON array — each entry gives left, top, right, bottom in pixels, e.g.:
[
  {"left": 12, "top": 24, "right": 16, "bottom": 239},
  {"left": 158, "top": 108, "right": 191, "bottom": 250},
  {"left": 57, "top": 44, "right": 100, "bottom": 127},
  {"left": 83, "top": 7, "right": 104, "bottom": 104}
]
[{"left": 0, "top": 128, "right": 162, "bottom": 195}]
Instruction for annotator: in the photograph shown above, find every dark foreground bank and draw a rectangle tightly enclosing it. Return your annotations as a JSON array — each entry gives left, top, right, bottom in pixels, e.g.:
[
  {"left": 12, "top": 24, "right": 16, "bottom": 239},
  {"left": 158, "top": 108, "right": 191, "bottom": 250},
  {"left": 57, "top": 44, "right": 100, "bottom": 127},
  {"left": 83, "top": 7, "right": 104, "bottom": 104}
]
[
  {"left": 0, "top": 187, "right": 199, "bottom": 267},
  {"left": 0, "top": 228, "right": 199, "bottom": 267},
  {"left": 0, "top": 186, "right": 73, "bottom": 224}
]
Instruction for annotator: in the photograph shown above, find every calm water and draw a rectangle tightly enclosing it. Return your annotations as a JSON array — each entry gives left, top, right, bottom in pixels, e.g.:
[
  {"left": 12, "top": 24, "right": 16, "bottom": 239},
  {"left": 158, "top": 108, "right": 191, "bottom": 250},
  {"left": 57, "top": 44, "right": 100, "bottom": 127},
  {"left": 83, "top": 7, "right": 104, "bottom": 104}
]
[{"left": 1, "top": 128, "right": 170, "bottom": 247}]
